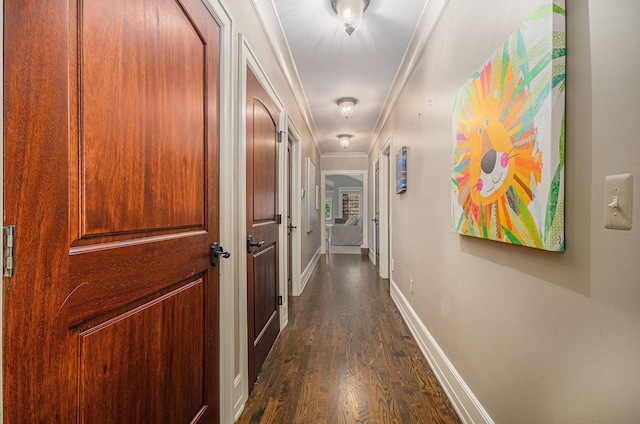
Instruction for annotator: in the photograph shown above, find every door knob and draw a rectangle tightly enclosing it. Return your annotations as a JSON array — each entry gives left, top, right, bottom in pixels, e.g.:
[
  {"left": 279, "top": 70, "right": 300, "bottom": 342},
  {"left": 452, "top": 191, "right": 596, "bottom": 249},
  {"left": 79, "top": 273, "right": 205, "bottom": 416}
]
[
  {"left": 247, "top": 235, "right": 265, "bottom": 253},
  {"left": 211, "top": 242, "right": 231, "bottom": 267}
]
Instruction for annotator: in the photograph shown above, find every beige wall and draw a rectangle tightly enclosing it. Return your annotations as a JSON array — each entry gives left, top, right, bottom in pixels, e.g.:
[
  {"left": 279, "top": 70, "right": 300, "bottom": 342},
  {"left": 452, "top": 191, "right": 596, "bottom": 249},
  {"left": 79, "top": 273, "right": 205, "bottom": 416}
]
[
  {"left": 322, "top": 154, "right": 369, "bottom": 171},
  {"left": 370, "top": 0, "right": 640, "bottom": 422}
]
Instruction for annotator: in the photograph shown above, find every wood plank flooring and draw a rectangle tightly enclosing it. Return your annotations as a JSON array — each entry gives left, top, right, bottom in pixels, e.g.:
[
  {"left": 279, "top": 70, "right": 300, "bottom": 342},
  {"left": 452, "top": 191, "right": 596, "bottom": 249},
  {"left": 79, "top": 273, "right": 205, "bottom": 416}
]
[{"left": 237, "top": 254, "right": 461, "bottom": 424}]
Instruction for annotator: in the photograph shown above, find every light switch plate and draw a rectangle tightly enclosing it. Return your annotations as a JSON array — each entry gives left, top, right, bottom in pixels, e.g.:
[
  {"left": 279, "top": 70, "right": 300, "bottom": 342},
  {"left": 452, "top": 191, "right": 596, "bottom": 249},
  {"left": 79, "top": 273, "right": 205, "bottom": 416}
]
[{"left": 604, "top": 173, "right": 633, "bottom": 230}]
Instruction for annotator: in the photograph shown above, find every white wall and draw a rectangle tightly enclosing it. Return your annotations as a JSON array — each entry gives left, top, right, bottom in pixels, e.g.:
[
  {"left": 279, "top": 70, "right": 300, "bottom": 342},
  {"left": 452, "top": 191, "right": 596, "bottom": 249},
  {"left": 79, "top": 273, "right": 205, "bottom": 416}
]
[{"left": 371, "top": 0, "right": 640, "bottom": 422}]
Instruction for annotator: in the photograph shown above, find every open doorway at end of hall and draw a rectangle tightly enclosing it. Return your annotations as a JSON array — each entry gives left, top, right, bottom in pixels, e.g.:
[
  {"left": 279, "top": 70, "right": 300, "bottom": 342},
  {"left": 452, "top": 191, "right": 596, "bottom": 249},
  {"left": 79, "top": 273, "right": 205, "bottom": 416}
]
[{"left": 321, "top": 171, "right": 368, "bottom": 256}]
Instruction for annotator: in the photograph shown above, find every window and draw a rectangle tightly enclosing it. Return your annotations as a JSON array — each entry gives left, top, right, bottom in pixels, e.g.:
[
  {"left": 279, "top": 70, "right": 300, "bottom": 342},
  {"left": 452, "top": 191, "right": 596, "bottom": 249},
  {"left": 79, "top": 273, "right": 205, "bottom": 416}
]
[{"left": 325, "top": 199, "right": 332, "bottom": 220}]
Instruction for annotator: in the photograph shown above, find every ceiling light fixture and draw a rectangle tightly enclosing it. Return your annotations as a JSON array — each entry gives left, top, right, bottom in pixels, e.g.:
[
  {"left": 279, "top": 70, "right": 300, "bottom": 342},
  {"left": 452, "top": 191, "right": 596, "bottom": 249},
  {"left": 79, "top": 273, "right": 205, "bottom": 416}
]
[
  {"left": 336, "top": 97, "right": 359, "bottom": 119},
  {"left": 331, "top": 0, "right": 370, "bottom": 36},
  {"left": 337, "top": 134, "right": 353, "bottom": 148}
]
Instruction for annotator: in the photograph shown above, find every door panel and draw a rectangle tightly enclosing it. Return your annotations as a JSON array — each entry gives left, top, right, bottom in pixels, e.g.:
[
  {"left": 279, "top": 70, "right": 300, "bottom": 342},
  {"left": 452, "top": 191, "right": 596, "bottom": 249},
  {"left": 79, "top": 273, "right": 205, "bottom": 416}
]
[
  {"left": 246, "top": 68, "right": 280, "bottom": 390},
  {"left": 66, "top": 232, "right": 209, "bottom": 328},
  {"left": 3, "top": 0, "right": 220, "bottom": 422},
  {"left": 251, "top": 102, "right": 278, "bottom": 222},
  {"left": 252, "top": 246, "right": 277, "bottom": 337},
  {"left": 79, "top": 0, "right": 206, "bottom": 237},
  {"left": 79, "top": 279, "right": 205, "bottom": 423}
]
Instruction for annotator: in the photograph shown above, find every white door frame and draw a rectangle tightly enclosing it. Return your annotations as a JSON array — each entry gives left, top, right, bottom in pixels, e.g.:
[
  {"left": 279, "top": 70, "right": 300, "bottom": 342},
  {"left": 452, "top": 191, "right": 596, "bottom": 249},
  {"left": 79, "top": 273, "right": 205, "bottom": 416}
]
[
  {"left": 200, "top": 1, "right": 234, "bottom": 422},
  {"left": 321, "top": 170, "right": 368, "bottom": 254}
]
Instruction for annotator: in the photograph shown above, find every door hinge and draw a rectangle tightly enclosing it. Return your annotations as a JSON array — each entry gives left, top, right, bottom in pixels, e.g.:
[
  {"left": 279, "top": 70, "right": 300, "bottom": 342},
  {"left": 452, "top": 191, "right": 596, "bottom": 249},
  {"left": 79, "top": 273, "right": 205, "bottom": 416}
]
[
  {"left": 4, "top": 226, "right": 16, "bottom": 277},
  {"left": 278, "top": 295, "right": 283, "bottom": 306},
  {"left": 276, "top": 214, "right": 282, "bottom": 224},
  {"left": 278, "top": 130, "right": 285, "bottom": 143}
]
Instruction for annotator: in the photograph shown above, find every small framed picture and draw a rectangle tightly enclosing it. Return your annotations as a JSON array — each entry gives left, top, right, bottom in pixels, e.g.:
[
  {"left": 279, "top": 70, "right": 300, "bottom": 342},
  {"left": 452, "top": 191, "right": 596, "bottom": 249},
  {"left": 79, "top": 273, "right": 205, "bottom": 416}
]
[{"left": 396, "top": 146, "right": 407, "bottom": 193}]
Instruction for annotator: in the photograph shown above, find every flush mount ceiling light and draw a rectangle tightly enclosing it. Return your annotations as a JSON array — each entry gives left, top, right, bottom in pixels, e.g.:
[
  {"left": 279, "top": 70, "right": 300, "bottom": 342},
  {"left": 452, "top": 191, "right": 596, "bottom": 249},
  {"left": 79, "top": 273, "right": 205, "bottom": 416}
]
[
  {"left": 337, "top": 134, "right": 353, "bottom": 148},
  {"left": 331, "top": 0, "right": 370, "bottom": 36},
  {"left": 336, "top": 97, "right": 359, "bottom": 119}
]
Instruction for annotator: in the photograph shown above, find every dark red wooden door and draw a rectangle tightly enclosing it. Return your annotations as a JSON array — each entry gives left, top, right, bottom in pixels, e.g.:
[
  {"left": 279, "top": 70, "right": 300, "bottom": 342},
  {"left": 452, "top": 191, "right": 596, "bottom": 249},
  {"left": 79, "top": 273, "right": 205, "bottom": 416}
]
[
  {"left": 3, "top": 0, "right": 220, "bottom": 422},
  {"left": 246, "top": 68, "right": 281, "bottom": 390}
]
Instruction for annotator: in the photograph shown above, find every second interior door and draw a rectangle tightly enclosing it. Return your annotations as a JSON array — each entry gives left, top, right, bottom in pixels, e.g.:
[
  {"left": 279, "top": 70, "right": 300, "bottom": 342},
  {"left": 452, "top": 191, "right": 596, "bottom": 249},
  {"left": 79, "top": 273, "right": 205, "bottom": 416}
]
[{"left": 246, "top": 68, "right": 281, "bottom": 390}]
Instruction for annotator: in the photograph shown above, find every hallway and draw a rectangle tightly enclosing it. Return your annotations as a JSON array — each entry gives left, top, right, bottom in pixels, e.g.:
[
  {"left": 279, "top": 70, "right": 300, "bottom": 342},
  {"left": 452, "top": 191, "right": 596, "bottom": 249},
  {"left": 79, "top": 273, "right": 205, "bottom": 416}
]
[{"left": 237, "top": 254, "right": 461, "bottom": 423}]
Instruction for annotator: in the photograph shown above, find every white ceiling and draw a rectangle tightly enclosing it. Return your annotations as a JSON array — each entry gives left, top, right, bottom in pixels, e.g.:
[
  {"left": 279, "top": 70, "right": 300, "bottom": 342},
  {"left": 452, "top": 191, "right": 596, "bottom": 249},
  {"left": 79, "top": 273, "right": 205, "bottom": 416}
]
[{"left": 270, "top": 0, "right": 429, "bottom": 155}]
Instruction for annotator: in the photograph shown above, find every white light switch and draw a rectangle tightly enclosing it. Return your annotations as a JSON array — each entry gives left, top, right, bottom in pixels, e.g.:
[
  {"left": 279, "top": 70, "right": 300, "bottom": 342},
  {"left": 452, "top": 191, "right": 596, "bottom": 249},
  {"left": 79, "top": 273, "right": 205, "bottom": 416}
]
[{"left": 604, "top": 174, "right": 633, "bottom": 230}]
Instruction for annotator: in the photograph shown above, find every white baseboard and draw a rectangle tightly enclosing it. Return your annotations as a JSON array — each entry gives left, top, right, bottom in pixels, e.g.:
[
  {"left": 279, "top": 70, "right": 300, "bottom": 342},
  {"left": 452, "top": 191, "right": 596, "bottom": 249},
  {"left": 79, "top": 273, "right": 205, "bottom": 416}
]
[
  {"left": 390, "top": 280, "right": 494, "bottom": 424},
  {"left": 369, "top": 249, "right": 376, "bottom": 265},
  {"left": 233, "top": 374, "right": 245, "bottom": 421},
  {"left": 280, "top": 302, "right": 289, "bottom": 330},
  {"left": 300, "top": 247, "right": 321, "bottom": 295}
]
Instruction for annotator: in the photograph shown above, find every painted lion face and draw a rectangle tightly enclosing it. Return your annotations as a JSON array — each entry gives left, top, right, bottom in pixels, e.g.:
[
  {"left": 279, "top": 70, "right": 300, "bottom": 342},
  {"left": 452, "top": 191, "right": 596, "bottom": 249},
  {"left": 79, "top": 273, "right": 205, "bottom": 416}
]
[
  {"left": 452, "top": 3, "right": 566, "bottom": 251},
  {"left": 453, "top": 61, "right": 542, "bottom": 245}
]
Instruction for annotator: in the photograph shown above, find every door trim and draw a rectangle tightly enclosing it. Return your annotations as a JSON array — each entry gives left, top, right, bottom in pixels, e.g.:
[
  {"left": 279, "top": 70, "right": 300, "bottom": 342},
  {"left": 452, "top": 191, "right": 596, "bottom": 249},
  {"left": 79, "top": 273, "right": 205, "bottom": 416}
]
[
  {"left": 201, "top": 1, "right": 234, "bottom": 422},
  {"left": 1, "top": 4, "right": 4, "bottom": 417},
  {"left": 236, "top": 34, "right": 287, "bottom": 417}
]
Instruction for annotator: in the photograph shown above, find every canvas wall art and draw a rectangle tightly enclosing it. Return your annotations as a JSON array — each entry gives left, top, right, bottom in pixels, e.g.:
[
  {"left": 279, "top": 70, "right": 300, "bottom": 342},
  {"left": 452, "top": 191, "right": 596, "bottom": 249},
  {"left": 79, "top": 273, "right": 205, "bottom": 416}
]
[
  {"left": 451, "top": 1, "right": 566, "bottom": 251},
  {"left": 396, "top": 146, "right": 407, "bottom": 194},
  {"left": 307, "top": 158, "right": 316, "bottom": 232}
]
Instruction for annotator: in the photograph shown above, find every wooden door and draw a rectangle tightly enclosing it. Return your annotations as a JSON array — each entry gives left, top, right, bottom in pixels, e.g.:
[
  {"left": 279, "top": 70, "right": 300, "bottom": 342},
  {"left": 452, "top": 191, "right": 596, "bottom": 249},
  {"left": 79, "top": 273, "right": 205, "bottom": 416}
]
[
  {"left": 246, "top": 68, "right": 280, "bottom": 390},
  {"left": 3, "top": 0, "right": 221, "bottom": 422}
]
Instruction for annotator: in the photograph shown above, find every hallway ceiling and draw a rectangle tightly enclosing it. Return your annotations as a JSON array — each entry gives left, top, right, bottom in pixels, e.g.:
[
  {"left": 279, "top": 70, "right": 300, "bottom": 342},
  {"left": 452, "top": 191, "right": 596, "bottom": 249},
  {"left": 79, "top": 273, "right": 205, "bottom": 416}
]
[{"left": 269, "top": 0, "right": 428, "bottom": 155}]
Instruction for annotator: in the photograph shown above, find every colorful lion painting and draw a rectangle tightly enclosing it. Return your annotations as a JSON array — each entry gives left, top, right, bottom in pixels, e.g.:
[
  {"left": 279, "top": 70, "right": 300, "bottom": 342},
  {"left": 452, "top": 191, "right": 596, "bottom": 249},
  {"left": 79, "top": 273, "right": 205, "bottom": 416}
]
[{"left": 452, "top": 1, "right": 566, "bottom": 251}]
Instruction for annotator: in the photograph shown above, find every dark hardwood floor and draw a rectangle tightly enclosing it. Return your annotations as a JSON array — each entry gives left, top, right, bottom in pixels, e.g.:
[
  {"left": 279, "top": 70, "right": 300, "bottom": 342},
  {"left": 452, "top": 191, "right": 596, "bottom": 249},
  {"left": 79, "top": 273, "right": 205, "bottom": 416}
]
[{"left": 237, "top": 254, "right": 461, "bottom": 424}]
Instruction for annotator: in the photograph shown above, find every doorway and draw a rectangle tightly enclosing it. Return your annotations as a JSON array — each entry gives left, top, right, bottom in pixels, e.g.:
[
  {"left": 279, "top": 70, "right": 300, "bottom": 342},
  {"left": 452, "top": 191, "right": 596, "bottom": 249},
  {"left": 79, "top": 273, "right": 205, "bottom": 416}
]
[
  {"left": 285, "top": 123, "right": 303, "bottom": 297},
  {"left": 287, "top": 138, "right": 294, "bottom": 296},
  {"left": 321, "top": 170, "right": 368, "bottom": 255},
  {"left": 373, "top": 140, "right": 391, "bottom": 279}
]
